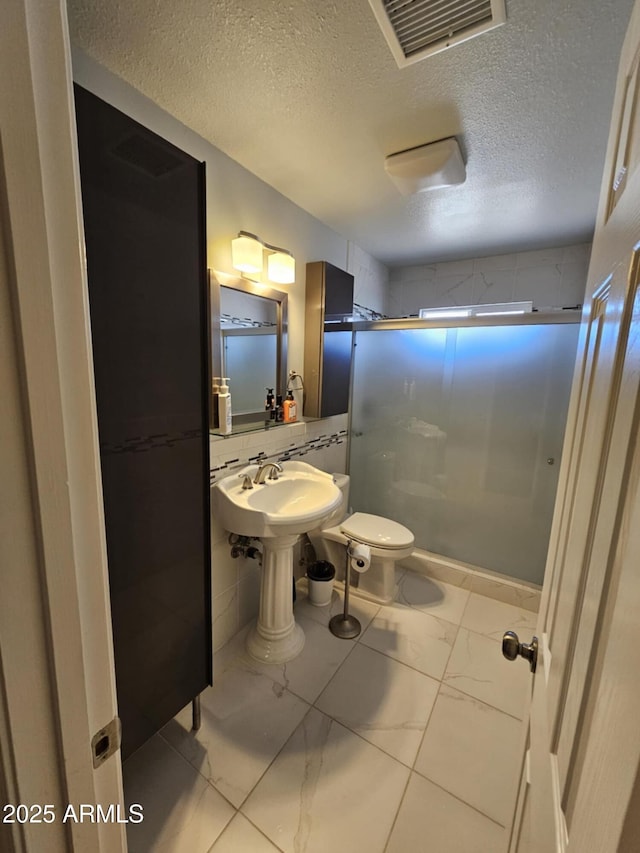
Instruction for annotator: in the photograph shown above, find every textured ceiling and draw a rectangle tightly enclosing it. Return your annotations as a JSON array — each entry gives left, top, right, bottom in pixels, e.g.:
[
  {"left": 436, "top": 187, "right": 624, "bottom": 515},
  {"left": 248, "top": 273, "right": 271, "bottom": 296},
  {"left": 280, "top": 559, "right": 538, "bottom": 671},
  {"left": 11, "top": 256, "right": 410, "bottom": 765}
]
[{"left": 67, "top": 0, "right": 634, "bottom": 266}]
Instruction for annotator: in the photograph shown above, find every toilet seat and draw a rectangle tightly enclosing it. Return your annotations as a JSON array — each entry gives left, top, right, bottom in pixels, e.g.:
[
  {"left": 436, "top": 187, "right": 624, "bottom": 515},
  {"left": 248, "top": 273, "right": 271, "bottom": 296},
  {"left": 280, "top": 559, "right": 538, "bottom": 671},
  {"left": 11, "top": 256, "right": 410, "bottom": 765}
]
[{"left": 339, "top": 512, "right": 414, "bottom": 550}]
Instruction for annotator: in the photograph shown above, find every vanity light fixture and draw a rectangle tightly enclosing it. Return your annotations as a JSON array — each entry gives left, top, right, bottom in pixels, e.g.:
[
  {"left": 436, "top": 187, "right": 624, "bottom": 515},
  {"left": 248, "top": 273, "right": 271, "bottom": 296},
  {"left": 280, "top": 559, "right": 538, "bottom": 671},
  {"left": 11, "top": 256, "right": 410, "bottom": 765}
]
[
  {"left": 268, "top": 251, "right": 296, "bottom": 284},
  {"left": 232, "top": 231, "right": 296, "bottom": 284},
  {"left": 231, "top": 232, "right": 263, "bottom": 274}
]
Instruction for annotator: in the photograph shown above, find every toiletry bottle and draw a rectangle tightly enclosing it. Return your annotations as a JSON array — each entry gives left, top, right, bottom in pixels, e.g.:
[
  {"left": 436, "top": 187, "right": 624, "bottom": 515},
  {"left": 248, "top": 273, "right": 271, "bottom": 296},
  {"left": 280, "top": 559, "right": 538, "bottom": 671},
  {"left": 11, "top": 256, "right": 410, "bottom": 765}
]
[
  {"left": 218, "top": 377, "right": 232, "bottom": 434},
  {"left": 211, "top": 377, "right": 221, "bottom": 430},
  {"left": 283, "top": 389, "right": 297, "bottom": 423},
  {"left": 265, "top": 388, "right": 275, "bottom": 422},
  {"left": 275, "top": 394, "right": 284, "bottom": 423}
]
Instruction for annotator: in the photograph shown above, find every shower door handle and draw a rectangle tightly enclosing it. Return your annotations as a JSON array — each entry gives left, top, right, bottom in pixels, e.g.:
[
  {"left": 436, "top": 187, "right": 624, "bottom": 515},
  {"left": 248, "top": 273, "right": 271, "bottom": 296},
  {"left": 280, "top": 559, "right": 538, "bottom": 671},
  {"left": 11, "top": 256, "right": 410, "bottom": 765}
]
[{"left": 502, "top": 631, "right": 538, "bottom": 673}]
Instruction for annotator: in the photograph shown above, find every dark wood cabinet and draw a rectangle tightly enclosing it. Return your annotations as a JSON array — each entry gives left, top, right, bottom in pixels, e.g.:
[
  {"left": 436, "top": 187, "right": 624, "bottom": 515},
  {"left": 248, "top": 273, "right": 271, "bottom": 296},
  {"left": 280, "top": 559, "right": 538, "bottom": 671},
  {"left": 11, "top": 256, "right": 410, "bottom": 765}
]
[
  {"left": 303, "top": 261, "right": 354, "bottom": 418},
  {"left": 74, "top": 85, "right": 211, "bottom": 759}
]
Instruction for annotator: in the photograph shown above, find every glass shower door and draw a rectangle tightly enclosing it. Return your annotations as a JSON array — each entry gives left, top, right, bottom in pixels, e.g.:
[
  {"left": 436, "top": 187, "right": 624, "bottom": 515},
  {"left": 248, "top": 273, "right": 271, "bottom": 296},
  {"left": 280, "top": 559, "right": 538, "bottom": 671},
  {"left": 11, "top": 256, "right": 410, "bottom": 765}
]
[{"left": 349, "top": 322, "right": 579, "bottom": 585}]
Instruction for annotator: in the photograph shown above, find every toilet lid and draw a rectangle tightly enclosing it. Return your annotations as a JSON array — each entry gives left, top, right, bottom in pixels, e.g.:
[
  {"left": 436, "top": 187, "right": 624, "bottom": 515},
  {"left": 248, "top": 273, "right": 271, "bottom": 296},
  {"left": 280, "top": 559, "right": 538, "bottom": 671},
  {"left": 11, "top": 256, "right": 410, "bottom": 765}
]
[{"left": 340, "top": 512, "right": 414, "bottom": 549}]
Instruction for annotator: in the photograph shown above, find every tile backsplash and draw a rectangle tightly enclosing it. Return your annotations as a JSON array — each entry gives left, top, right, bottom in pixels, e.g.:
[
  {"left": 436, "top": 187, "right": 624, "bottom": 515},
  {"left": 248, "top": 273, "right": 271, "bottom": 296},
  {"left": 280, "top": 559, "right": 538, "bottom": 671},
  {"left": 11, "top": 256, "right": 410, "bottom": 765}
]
[
  {"left": 210, "top": 415, "right": 348, "bottom": 658},
  {"left": 210, "top": 417, "right": 348, "bottom": 485}
]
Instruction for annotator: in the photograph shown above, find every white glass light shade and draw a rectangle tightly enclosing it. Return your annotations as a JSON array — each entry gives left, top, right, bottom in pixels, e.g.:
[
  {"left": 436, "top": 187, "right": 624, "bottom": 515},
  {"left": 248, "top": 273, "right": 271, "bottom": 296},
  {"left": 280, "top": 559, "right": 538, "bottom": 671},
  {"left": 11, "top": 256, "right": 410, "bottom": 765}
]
[
  {"left": 385, "top": 138, "right": 466, "bottom": 195},
  {"left": 232, "top": 235, "right": 263, "bottom": 274},
  {"left": 268, "top": 252, "right": 295, "bottom": 284}
]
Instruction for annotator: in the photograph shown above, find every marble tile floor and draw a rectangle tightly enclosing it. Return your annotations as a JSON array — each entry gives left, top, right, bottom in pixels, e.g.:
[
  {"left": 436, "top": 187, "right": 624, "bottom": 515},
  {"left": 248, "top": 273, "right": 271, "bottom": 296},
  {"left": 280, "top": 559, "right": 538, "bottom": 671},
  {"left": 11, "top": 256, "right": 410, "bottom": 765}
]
[{"left": 124, "top": 569, "right": 537, "bottom": 853}]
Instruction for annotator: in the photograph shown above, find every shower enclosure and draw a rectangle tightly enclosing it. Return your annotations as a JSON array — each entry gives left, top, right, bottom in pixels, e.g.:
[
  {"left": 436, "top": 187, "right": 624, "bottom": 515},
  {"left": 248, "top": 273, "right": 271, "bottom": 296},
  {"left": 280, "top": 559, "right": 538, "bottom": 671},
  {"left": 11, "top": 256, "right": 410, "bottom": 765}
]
[{"left": 348, "top": 314, "right": 580, "bottom": 586}]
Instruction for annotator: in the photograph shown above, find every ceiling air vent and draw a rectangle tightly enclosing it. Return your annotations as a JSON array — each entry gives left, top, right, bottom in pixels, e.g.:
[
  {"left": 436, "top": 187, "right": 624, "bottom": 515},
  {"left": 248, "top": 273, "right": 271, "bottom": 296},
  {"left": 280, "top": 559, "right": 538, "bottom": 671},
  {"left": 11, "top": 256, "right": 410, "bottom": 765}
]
[{"left": 368, "top": 0, "right": 506, "bottom": 68}]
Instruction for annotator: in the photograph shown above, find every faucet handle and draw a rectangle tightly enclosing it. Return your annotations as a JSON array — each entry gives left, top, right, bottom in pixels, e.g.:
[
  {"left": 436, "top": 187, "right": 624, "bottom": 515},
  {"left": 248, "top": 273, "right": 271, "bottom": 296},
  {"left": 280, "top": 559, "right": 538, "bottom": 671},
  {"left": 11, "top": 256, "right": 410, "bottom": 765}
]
[{"left": 239, "top": 474, "right": 254, "bottom": 490}]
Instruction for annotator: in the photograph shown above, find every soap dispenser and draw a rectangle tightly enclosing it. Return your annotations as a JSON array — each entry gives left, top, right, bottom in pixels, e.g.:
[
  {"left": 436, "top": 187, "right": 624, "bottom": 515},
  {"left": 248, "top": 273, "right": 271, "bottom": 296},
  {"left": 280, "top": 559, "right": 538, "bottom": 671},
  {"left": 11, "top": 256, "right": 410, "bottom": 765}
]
[
  {"left": 211, "top": 377, "right": 221, "bottom": 430},
  {"left": 283, "top": 389, "right": 297, "bottom": 423},
  {"left": 218, "top": 377, "right": 232, "bottom": 435}
]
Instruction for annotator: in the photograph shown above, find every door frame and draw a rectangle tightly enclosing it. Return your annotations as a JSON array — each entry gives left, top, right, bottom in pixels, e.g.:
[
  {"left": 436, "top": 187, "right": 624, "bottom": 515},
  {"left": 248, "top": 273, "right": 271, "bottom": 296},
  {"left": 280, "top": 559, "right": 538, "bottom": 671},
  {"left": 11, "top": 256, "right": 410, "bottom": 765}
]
[{"left": 0, "top": 1, "right": 125, "bottom": 851}]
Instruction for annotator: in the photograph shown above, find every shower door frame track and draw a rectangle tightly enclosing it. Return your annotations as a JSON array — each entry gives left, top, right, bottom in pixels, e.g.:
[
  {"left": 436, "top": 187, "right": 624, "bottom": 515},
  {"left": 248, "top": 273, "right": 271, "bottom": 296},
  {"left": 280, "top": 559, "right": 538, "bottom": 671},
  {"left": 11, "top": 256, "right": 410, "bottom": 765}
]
[{"left": 348, "top": 309, "right": 581, "bottom": 333}]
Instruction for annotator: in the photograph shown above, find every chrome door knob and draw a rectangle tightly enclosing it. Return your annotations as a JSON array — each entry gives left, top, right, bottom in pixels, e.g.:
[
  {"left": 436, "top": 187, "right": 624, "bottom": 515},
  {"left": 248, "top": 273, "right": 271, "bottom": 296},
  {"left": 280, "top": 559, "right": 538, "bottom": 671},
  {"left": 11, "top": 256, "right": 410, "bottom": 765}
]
[{"left": 502, "top": 630, "right": 538, "bottom": 674}]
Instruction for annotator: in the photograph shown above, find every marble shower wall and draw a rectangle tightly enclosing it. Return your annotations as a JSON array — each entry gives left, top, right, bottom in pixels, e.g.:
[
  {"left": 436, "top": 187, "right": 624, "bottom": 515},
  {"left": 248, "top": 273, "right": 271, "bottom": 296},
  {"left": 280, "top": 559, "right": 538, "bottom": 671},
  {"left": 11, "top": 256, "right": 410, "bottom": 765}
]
[
  {"left": 388, "top": 243, "right": 591, "bottom": 317},
  {"left": 347, "top": 241, "right": 390, "bottom": 317}
]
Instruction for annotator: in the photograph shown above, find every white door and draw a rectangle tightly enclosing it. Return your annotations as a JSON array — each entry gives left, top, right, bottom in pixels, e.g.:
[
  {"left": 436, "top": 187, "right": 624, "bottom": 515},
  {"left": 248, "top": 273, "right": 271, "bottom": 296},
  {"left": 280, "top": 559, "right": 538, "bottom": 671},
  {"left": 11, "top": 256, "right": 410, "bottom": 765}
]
[
  {"left": 0, "top": 1, "right": 126, "bottom": 851},
  {"left": 509, "top": 3, "right": 640, "bottom": 851}
]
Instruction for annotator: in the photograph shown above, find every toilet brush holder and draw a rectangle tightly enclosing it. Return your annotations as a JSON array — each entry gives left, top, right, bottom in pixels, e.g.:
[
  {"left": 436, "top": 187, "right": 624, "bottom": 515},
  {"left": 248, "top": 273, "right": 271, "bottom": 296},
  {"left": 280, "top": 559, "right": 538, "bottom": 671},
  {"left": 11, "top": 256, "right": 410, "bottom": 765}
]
[{"left": 329, "top": 547, "right": 361, "bottom": 639}]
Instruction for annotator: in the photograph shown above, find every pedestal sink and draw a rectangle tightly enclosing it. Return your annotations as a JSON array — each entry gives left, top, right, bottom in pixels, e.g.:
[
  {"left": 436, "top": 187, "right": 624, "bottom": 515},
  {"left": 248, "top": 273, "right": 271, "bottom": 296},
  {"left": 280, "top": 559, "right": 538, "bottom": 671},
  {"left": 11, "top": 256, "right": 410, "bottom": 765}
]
[{"left": 212, "top": 461, "right": 342, "bottom": 663}]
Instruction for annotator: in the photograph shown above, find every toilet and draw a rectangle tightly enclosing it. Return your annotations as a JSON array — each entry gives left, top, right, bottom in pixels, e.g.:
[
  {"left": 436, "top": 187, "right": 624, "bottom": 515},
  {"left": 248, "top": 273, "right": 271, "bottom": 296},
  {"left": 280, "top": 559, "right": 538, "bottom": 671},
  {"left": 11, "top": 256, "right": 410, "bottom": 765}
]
[{"left": 306, "top": 473, "right": 414, "bottom": 604}]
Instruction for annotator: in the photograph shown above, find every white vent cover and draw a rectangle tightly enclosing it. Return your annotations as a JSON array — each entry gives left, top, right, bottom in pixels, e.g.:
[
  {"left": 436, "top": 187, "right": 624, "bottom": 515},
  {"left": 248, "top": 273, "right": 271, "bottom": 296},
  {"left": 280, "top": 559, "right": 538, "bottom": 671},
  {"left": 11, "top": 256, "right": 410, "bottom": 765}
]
[{"left": 368, "top": 0, "right": 506, "bottom": 68}]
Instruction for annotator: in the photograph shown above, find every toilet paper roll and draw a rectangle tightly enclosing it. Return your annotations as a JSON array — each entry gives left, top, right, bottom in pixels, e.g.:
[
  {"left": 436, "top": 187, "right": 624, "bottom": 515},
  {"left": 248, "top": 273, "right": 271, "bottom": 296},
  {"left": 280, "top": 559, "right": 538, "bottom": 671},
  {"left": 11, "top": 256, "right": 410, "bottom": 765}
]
[{"left": 348, "top": 542, "right": 371, "bottom": 573}]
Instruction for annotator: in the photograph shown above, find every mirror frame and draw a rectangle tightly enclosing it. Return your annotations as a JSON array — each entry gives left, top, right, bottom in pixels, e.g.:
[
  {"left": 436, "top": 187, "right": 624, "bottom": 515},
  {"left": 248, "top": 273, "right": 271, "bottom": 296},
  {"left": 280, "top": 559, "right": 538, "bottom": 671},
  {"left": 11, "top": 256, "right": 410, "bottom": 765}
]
[{"left": 209, "top": 269, "right": 288, "bottom": 429}]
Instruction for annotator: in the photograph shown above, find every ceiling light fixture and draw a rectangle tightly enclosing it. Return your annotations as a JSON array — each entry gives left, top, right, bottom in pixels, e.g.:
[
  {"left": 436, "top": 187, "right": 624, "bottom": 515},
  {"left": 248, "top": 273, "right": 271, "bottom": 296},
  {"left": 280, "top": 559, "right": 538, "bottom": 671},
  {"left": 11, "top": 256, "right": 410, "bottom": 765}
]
[
  {"left": 231, "top": 231, "right": 296, "bottom": 284},
  {"left": 385, "top": 138, "right": 466, "bottom": 195}
]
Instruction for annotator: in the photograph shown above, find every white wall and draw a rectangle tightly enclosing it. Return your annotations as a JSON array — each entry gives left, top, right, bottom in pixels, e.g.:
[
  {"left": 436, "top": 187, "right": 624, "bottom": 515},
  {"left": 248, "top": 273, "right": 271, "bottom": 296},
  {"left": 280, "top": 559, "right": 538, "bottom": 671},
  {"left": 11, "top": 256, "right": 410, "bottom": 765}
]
[
  {"left": 388, "top": 243, "right": 591, "bottom": 316},
  {"left": 72, "top": 49, "right": 389, "bottom": 379}
]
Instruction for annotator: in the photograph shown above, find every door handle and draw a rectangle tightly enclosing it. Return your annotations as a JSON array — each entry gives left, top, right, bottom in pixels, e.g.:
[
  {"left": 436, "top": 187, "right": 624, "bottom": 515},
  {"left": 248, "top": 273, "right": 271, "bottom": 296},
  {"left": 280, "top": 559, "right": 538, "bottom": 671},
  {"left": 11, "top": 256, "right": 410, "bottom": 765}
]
[{"left": 502, "top": 631, "right": 538, "bottom": 674}]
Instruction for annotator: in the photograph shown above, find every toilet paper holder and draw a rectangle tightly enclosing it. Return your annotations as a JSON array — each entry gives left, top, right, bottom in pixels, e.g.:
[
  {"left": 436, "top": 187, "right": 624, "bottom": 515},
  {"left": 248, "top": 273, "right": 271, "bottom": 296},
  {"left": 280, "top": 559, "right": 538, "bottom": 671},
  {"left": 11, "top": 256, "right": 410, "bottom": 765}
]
[
  {"left": 329, "top": 540, "right": 365, "bottom": 640},
  {"left": 349, "top": 542, "right": 371, "bottom": 573}
]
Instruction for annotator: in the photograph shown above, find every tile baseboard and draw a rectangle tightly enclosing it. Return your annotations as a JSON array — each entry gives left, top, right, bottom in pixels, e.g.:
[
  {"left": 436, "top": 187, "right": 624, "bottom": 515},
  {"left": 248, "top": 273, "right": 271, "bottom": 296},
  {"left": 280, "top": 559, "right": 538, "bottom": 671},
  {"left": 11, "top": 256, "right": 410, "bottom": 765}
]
[{"left": 399, "top": 549, "right": 541, "bottom": 613}]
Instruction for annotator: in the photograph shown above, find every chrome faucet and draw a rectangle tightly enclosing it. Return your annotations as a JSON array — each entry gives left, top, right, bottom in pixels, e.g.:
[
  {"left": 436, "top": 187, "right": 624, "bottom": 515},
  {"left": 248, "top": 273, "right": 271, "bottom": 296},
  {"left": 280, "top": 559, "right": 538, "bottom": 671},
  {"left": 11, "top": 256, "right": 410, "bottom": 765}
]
[{"left": 253, "top": 461, "right": 283, "bottom": 484}]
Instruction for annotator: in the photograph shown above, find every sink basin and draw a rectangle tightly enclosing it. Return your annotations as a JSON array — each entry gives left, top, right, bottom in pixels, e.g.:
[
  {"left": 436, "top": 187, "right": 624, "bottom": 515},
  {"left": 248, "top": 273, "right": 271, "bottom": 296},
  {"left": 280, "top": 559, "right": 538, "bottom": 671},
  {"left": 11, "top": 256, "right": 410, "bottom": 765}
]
[{"left": 213, "top": 460, "right": 342, "bottom": 538}]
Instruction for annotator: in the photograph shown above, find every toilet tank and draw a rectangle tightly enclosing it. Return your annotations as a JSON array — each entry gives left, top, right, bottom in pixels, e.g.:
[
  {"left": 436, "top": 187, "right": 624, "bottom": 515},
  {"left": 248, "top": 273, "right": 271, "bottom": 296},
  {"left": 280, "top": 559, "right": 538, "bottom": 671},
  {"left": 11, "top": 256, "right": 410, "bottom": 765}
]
[
  {"left": 307, "top": 474, "right": 349, "bottom": 528},
  {"left": 323, "top": 472, "right": 350, "bottom": 529},
  {"left": 305, "top": 471, "right": 350, "bottom": 566}
]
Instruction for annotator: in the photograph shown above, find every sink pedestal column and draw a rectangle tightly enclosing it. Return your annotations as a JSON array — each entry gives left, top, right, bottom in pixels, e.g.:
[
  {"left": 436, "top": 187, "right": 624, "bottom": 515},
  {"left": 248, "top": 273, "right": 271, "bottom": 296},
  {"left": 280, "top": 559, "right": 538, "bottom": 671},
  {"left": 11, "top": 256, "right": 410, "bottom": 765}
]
[{"left": 246, "top": 534, "right": 305, "bottom": 663}]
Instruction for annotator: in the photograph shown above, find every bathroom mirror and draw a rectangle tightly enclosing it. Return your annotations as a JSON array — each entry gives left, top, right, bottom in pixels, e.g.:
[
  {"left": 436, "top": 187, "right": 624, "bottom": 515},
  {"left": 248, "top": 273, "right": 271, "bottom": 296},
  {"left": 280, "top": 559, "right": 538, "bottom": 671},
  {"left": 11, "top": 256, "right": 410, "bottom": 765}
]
[{"left": 210, "top": 270, "right": 288, "bottom": 433}]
